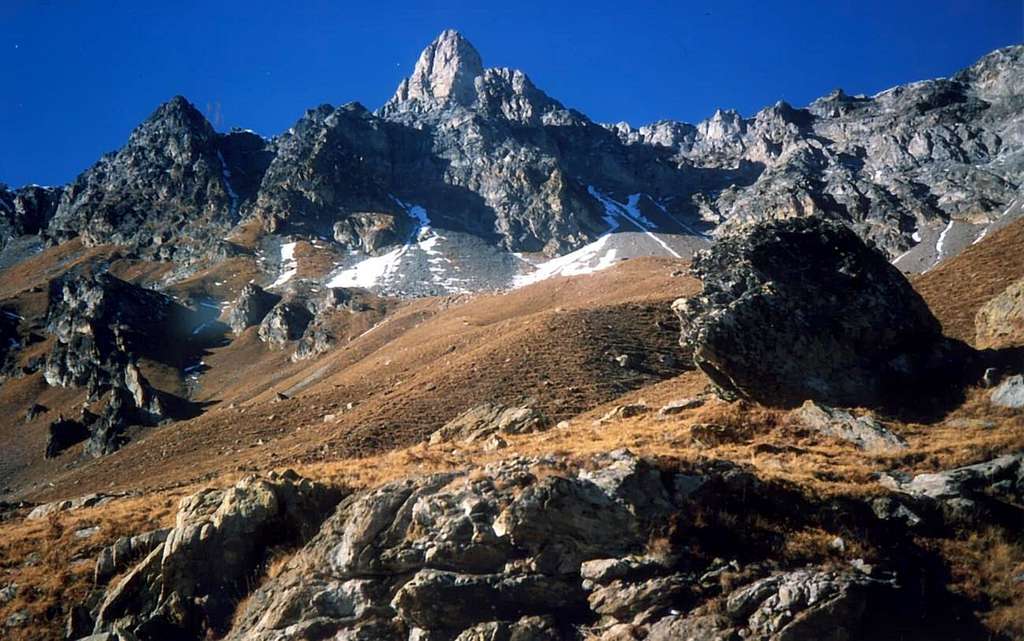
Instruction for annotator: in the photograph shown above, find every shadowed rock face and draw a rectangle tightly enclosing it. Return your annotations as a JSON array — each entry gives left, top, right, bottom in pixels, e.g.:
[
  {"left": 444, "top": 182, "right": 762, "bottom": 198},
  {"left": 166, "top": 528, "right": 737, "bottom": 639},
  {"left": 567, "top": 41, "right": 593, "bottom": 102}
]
[
  {"left": 673, "top": 217, "right": 945, "bottom": 408},
  {"left": 43, "top": 269, "right": 201, "bottom": 455},
  {"left": 0, "top": 184, "right": 62, "bottom": 250}
]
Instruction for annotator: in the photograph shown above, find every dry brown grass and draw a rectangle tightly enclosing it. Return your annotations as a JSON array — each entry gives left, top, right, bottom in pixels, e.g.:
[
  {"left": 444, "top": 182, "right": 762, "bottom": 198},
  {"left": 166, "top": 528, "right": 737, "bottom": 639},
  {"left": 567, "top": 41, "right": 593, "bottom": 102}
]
[
  {"left": 914, "top": 218, "right": 1024, "bottom": 344},
  {"left": 0, "top": 494, "right": 181, "bottom": 641},
  {"left": 936, "top": 528, "right": 1024, "bottom": 638}
]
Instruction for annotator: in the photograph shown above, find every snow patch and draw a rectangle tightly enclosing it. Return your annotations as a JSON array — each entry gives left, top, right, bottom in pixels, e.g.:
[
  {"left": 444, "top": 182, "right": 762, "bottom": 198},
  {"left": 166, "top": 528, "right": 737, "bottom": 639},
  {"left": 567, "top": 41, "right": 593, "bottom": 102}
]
[
  {"left": 270, "top": 241, "right": 298, "bottom": 288},
  {"left": 588, "top": 187, "right": 682, "bottom": 259},
  {"left": 327, "top": 199, "right": 471, "bottom": 293},
  {"left": 935, "top": 220, "right": 954, "bottom": 258},
  {"left": 513, "top": 188, "right": 695, "bottom": 288},
  {"left": 511, "top": 236, "right": 620, "bottom": 288},
  {"left": 216, "top": 151, "right": 240, "bottom": 215}
]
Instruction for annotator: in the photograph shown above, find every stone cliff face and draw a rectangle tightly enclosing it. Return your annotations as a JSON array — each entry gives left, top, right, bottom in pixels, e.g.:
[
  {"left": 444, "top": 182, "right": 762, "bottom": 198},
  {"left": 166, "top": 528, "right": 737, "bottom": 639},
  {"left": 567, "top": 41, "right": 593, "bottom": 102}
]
[
  {"left": 0, "top": 184, "right": 62, "bottom": 250},
  {"left": 612, "top": 46, "right": 1024, "bottom": 260},
  {"left": 46, "top": 97, "right": 273, "bottom": 265},
  {"left": 2, "top": 32, "right": 1023, "bottom": 291}
]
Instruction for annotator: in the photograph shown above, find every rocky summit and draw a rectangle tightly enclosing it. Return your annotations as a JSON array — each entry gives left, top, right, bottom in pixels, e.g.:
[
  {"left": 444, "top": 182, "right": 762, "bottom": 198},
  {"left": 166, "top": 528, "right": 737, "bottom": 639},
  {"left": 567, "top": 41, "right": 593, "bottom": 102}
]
[
  {"left": 1, "top": 26, "right": 1024, "bottom": 641},
  {"left": 3, "top": 33, "right": 1024, "bottom": 295}
]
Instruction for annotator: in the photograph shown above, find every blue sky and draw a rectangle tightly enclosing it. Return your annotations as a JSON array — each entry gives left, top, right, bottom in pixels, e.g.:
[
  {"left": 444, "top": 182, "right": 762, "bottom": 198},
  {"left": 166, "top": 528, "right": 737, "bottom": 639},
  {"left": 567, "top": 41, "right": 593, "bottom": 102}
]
[{"left": 1, "top": 0, "right": 1020, "bottom": 187}]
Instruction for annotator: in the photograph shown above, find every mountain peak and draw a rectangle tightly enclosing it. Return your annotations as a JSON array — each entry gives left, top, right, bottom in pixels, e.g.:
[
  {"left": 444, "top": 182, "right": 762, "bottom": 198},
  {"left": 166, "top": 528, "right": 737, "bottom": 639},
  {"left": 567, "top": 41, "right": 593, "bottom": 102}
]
[
  {"left": 136, "top": 95, "right": 215, "bottom": 141},
  {"left": 390, "top": 29, "right": 484, "bottom": 107}
]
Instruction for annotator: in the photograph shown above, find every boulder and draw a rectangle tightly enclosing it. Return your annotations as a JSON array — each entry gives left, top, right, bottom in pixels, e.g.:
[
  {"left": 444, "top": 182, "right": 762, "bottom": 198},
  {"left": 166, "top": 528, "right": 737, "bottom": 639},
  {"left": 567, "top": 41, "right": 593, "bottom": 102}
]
[
  {"left": 332, "top": 212, "right": 404, "bottom": 253},
  {"left": 257, "top": 301, "right": 313, "bottom": 347},
  {"left": 990, "top": 374, "right": 1024, "bottom": 408},
  {"left": 596, "top": 404, "right": 649, "bottom": 423},
  {"left": 975, "top": 277, "right": 1024, "bottom": 349},
  {"left": 791, "top": 401, "right": 907, "bottom": 451},
  {"left": 881, "top": 454, "right": 1024, "bottom": 524},
  {"left": 94, "top": 528, "right": 171, "bottom": 585},
  {"left": 292, "top": 321, "right": 335, "bottom": 361},
  {"left": 657, "top": 398, "right": 704, "bottom": 417},
  {"left": 26, "top": 492, "right": 123, "bottom": 520},
  {"left": 673, "top": 217, "right": 945, "bottom": 407},
  {"left": 453, "top": 617, "right": 561, "bottom": 641},
  {"left": 227, "top": 284, "right": 281, "bottom": 334},
  {"left": 429, "top": 401, "right": 548, "bottom": 444},
  {"left": 723, "top": 568, "right": 893, "bottom": 641}
]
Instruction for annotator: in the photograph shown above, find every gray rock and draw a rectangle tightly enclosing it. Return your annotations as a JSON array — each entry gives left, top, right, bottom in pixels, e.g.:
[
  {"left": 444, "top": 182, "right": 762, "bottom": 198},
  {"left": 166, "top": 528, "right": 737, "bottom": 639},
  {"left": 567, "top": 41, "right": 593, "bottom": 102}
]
[
  {"left": 792, "top": 401, "right": 907, "bottom": 451},
  {"left": 0, "top": 184, "right": 61, "bottom": 251},
  {"left": 453, "top": 616, "right": 561, "bottom": 641},
  {"left": 227, "top": 284, "right": 281, "bottom": 334},
  {"left": 91, "top": 473, "right": 342, "bottom": 640},
  {"left": 94, "top": 528, "right": 171, "bottom": 585},
  {"left": 657, "top": 397, "right": 704, "bottom": 416},
  {"left": 588, "top": 574, "right": 692, "bottom": 624},
  {"left": 883, "top": 454, "right": 1023, "bottom": 501},
  {"left": 597, "top": 404, "right": 649, "bottom": 423},
  {"left": 257, "top": 301, "right": 313, "bottom": 348},
  {"left": 4, "top": 609, "right": 29, "bottom": 628},
  {"left": 647, "top": 613, "right": 737, "bottom": 641},
  {"left": 292, "top": 320, "right": 336, "bottom": 361},
  {"left": 976, "top": 276, "right": 1024, "bottom": 349},
  {"left": 673, "top": 217, "right": 945, "bottom": 408},
  {"left": 0, "top": 583, "right": 16, "bottom": 604},
  {"left": 73, "top": 525, "right": 101, "bottom": 539},
  {"left": 46, "top": 96, "right": 271, "bottom": 266},
  {"left": 26, "top": 492, "right": 123, "bottom": 520},
  {"left": 41, "top": 269, "right": 191, "bottom": 455},
  {"left": 429, "top": 401, "right": 548, "bottom": 444},
  {"left": 991, "top": 374, "right": 1024, "bottom": 408},
  {"left": 392, "top": 570, "right": 583, "bottom": 630},
  {"left": 725, "top": 568, "right": 891, "bottom": 641}
]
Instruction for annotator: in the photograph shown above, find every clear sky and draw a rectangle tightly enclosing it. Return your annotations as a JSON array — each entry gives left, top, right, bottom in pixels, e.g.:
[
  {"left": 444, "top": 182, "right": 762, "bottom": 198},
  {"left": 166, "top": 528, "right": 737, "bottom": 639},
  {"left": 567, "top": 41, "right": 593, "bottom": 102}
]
[{"left": 1, "top": 0, "right": 1021, "bottom": 187}]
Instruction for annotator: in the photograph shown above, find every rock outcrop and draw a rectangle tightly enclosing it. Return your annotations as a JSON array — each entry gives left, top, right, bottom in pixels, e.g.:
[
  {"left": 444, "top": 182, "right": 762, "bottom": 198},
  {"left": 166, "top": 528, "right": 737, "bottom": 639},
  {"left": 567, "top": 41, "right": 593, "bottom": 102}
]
[
  {"left": 88, "top": 471, "right": 342, "bottom": 640},
  {"left": 257, "top": 301, "right": 313, "bottom": 348},
  {"left": 673, "top": 217, "right": 946, "bottom": 407},
  {"left": 42, "top": 268, "right": 198, "bottom": 455},
  {"left": 881, "top": 453, "right": 1024, "bottom": 526},
  {"left": 0, "top": 183, "right": 62, "bottom": 250},
  {"left": 428, "top": 401, "right": 549, "bottom": 444},
  {"left": 46, "top": 97, "right": 272, "bottom": 266},
  {"left": 227, "top": 284, "right": 281, "bottom": 334},
  {"left": 69, "top": 451, "right": 1011, "bottom": 640},
  {"left": 990, "top": 374, "right": 1024, "bottom": 408},
  {"left": 792, "top": 401, "right": 908, "bottom": 451},
  {"left": 975, "top": 277, "right": 1024, "bottom": 349}
]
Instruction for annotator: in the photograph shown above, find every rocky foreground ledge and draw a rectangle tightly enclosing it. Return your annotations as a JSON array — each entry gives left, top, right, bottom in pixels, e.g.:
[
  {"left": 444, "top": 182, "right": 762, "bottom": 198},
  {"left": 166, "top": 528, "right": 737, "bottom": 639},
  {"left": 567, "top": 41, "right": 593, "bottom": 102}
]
[{"left": 60, "top": 449, "right": 1023, "bottom": 641}]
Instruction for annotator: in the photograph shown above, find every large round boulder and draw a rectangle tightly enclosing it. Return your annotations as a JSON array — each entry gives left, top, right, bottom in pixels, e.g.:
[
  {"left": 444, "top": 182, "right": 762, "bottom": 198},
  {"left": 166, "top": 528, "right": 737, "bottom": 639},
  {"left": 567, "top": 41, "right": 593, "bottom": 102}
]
[{"left": 672, "top": 217, "right": 945, "bottom": 407}]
